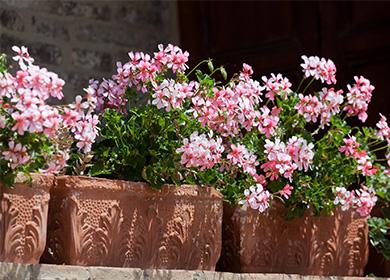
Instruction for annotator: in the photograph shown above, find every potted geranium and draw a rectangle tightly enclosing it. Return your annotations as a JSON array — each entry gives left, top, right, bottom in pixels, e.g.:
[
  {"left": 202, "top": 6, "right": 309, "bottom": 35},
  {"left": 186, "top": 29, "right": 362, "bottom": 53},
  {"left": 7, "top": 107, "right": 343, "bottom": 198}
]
[
  {"left": 42, "top": 45, "right": 223, "bottom": 269},
  {"left": 114, "top": 52, "right": 387, "bottom": 275},
  {"left": 178, "top": 56, "right": 388, "bottom": 276},
  {"left": 0, "top": 46, "right": 93, "bottom": 264}
]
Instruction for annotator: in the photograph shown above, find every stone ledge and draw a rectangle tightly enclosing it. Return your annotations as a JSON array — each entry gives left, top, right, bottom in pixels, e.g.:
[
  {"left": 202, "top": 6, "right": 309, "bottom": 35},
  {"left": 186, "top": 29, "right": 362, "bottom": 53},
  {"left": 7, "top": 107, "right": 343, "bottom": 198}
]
[{"left": 0, "top": 262, "right": 388, "bottom": 280}]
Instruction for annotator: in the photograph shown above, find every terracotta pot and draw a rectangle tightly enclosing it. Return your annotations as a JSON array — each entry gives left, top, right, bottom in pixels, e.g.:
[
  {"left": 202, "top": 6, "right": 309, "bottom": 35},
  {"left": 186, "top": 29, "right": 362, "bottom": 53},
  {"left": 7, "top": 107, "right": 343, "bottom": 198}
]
[
  {"left": 0, "top": 174, "right": 52, "bottom": 264},
  {"left": 217, "top": 202, "right": 369, "bottom": 276},
  {"left": 42, "top": 176, "right": 222, "bottom": 270}
]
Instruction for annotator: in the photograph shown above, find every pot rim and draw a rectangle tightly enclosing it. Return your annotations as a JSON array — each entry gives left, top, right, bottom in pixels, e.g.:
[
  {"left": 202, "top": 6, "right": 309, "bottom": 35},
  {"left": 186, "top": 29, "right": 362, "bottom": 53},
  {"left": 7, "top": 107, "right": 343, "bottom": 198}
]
[{"left": 55, "top": 175, "right": 223, "bottom": 200}]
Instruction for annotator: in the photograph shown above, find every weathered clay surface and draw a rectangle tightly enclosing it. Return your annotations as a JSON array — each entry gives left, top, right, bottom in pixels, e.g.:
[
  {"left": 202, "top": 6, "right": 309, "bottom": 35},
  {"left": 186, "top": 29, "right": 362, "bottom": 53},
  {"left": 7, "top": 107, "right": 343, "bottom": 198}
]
[
  {"left": 42, "top": 176, "right": 223, "bottom": 270},
  {"left": 0, "top": 174, "right": 53, "bottom": 264},
  {"left": 217, "top": 202, "right": 369, "bottom": 276}
]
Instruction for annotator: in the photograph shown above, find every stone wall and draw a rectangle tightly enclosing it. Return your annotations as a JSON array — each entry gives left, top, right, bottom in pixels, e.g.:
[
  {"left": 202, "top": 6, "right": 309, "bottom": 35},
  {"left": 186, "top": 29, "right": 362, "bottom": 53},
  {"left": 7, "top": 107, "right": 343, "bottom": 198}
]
[
  {"left": 0, "top": 262, "right": 388, "bottom": 280},
  {"left": 0, "top": 0, "right": 180, "bottom": 102}
]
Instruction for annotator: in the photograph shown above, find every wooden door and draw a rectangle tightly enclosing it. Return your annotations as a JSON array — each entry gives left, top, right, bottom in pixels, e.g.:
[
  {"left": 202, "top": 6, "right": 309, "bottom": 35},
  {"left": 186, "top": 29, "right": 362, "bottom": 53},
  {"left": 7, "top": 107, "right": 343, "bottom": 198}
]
[{"left": 178, "top": 1, "right": 390, "bottom": 125}]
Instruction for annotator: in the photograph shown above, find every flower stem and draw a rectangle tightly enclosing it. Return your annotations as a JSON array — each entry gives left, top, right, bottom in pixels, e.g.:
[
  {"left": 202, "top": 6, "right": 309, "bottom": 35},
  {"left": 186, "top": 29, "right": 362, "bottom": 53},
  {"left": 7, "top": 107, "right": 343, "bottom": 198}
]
[
  {"left": 371, "top": 145, "right": 388, "bottom": 153},
  {"left": 302, "top": 77, "right": 315, "bottom": 94},
  {"left": 210, "top": 67, "right": 222, "bottom": 77},
  {"left": 296, "top": 77, "right": 305, "bottom": 93},
  {"left": 185, "top": 59, "right": 209, "bottom": 78}
]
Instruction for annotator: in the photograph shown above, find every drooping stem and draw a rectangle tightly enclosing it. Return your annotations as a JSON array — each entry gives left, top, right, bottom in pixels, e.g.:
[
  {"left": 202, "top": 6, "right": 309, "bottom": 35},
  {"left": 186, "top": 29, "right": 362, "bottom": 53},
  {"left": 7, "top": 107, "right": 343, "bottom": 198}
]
[
  {"left": 302, "top": 77, "right": 315, "bottom": 94},
  {"left": 368, "top": 139, "right": 381, "bottom": 147},
  {"left": 210, "top": 67, "right": 223, "bottom": 77},
  {"left": 296, "top": 77, "right": 305, "bottom": 93},
  {"left": 185, "top": 59, "right": 209, "bottom": 78},
  {"left": 370, "top": 145, "right": 388, "bottom": 153}
]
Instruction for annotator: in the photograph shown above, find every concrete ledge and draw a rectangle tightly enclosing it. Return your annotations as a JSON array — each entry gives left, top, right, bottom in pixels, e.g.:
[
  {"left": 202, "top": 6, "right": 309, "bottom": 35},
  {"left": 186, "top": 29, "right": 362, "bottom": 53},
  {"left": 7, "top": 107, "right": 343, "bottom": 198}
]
[{"left": 0, "top": 262, "right": 388, "bottom": 280}]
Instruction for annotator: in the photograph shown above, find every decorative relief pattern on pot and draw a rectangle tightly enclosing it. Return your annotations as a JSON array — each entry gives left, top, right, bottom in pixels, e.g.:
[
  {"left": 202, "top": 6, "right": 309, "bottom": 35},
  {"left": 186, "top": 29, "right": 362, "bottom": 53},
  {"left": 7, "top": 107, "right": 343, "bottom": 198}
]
[
  {"left": 44, "top": 191, "right": 125, "bottom": 266},
  {"left": 44, "top": 176, "right": 223, "bottom": 270},
  {"left": 217, "top": 204, "right": 368, "bottom": 276},
  {"left": 0, "top": 182, "right": 50, "bottom": 264}
]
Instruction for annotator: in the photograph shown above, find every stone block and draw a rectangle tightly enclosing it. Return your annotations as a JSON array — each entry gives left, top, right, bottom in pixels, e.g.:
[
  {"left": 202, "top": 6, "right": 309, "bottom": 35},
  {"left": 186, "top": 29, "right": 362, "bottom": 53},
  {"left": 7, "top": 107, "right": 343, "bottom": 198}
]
[
  {"left": 44, "top": 1, "right": 111, "bottom": 21},
  {"left": 72, "top": 48, "right": 111, "bottom": 72},
  {"left": 0, "top": 9, "right": 24, "bottom": 31},
  {"left": 30, "top": 264, "right": 90, "bottom": 280},
  {"left": 0, "top": 262, "right": 31, "bottom": 280},
  {"left": 73, "top": 23, "right": 136, "bottom": 47},
  {"left": 31, "top": 16, "right": 70, "bottom": 41},
  {"left": 87, "top": 266, "right": 143, "bottom": 280}
]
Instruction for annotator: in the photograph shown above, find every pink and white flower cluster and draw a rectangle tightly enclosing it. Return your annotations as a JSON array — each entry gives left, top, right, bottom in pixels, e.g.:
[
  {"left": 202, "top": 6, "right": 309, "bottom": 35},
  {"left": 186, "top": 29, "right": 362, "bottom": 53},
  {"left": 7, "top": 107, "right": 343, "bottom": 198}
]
[
  {"left": 239, "top": 184, "right": 271, "bottom": 213},
  {"left": 0, "top": 46, "right": 98, "bottom": 174},
  {"left": 257, "top": 106, "right": 280, "bottom": 138},
  {"left": 339, "top": 136, "right": 377, "bottom": 176},
  {"left": 334, "top": 186, "right": 377, "bottom": 217},
  {"left": 300, "top": 55, "right": 337, "bottom": 85},
  {"left": 2, "top": 141, "right": 30, "bottom": 169},
  {"left": 151, "top": 79, "right": 197, "bottom": 112},
  {"left": 344, "top": 76, "right": 375, "bottom": 122},
  {"left": 192, "top": 64, "right": 264, "bottom": 137},
  {"left": 287, "top": 137, "right": 315, "bottom": 172},
  {"left": 227, "top": 144, "right": 259, "bottom": 175},
  {"left": 90, "top": 44, "right": 189, "bottom": 112},
  {"left": 295, "top": 87, "right": 344, "bottom": 127},
  {"left": 176, "top": 132, "right": 224, "bottom": 171},
  {"left": 261, "top": 137, "right": 314, "bottom": 181},
  {"left": 376, "top": 113, "right": 390, "bottom": 144},
  {"left": 261, "top": 73, "right": 292, "bottom": 101}
]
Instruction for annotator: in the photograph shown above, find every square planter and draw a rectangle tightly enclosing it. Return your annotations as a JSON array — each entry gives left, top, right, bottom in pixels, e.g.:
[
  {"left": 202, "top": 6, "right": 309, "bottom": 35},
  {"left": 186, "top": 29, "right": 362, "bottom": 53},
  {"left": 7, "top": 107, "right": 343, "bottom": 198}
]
[
  {"left": 0, "top": 174, "right": 53, "bottom": 264},
  {"left": 217, "top": 202, "right": 369, "bottom": 276},
  {"left": 42, "top": 176, "right": 222, "bottom": 270}
]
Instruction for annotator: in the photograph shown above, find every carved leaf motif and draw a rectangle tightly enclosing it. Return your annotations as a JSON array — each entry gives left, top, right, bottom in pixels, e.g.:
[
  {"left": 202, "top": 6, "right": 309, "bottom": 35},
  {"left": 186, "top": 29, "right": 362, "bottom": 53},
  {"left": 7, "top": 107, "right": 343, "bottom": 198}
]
[
  {"left": 164, "top": 203, "right": 196, "bottom": 268},
  {"left": 200, "top": 201, "right": 222, "bottom": 270},
  {"left": 1, "top": 195, "right": 24, "bottom": 261},
  {"left": 24, "top": 193, "right": 49, "bottom": 262},
  {"left": 95, "top": 203, "right": 123, "bottom": 266},
  {"left": 24, "top": 208, "right": 44, "bottom": 261},
  {"left": 219, "top": 206, "right": 368, "bottom": 276},
  {"left": 68, "top": 195, "right": 95, "bottom": 265},
  {"left": 123, "top": 202, "right": 163, "bottom": 268}
]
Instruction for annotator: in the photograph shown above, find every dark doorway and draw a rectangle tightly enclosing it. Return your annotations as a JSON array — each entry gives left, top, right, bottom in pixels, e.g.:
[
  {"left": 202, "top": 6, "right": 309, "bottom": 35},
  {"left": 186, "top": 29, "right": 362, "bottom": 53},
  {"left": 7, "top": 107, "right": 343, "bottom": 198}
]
[{"left": 178, "top": 1, "right": 390, "bottom": 126}]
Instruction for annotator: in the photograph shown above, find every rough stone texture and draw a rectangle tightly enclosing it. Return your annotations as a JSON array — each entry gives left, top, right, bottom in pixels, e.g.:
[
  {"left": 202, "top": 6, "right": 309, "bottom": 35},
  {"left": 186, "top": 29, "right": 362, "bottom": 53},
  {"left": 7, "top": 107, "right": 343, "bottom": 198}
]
[
  {"left": 0, "top": 0, "right": 179, "bottom": 103},
  {"left": 42, "top": 176, "right": 222, "bottom": 270},
  {"left": 0, "top": 262, "right": 388, "bottom": 280},
  {"left": 0, "top": 174, "right": 54, "bottom": 264},
  {"left": 217, "top": 202, "right": 369, "bottom": 276}
]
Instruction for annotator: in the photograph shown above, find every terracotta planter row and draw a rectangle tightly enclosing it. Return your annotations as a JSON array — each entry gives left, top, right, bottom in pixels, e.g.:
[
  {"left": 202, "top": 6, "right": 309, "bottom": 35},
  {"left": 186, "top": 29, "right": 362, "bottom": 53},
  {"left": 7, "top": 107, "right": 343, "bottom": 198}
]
[
  {"left": 42, "top": 176, "right": 222, "bottom": 270},
  {"left": 0, "top": 174, "right": 376, "bottom": 276},
  {"left": 217, "top": 203, "right": 369, "bottom": 276},
  {"left": 0, "top": 175, "right": 222, "bottom": 269}
]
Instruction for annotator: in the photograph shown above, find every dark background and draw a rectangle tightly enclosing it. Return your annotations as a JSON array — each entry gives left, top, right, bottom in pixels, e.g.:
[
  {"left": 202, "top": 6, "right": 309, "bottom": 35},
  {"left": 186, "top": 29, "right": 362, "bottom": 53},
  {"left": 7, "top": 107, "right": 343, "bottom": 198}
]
[{"left": 178, "top": 1, "right": 390, "bottom": 126}]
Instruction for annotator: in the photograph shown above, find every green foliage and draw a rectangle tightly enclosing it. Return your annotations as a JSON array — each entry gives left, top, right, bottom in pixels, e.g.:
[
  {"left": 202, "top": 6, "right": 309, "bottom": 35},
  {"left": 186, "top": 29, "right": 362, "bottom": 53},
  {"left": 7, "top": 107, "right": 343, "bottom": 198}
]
[
  {"left": 87, "top": 106, "right": 201, "bottom": 187},
  {"left": 368, "top": 215, "right": 390, "bottom": 259},
  {"left": 0, "top": 54, "right": 6, "bottom": 73}
]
